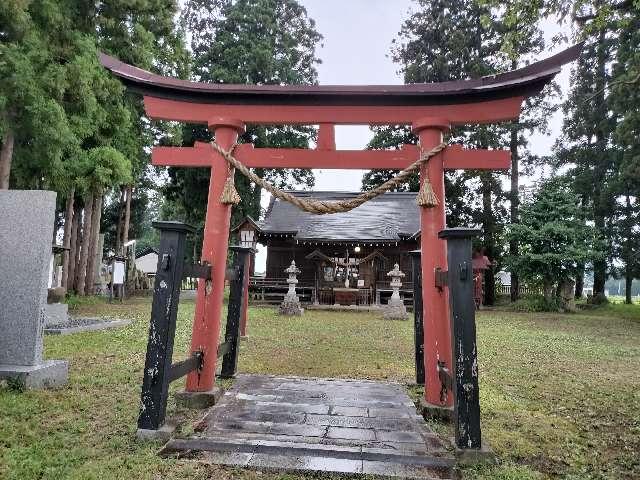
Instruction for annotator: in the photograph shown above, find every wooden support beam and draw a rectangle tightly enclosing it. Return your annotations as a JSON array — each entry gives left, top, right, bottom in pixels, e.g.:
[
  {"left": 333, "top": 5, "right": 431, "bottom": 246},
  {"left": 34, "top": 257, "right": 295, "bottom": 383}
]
[
  {"left": 144, "top": 96, "right": 526, "bottom": 126},
  {"left": 152, "top": 143, "right": 510, "bottom": 171}
]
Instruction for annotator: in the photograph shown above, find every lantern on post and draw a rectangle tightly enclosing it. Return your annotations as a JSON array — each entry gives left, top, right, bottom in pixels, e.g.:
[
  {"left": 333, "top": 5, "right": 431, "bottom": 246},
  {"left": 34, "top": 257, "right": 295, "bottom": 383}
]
[{"left": 230, "top": 217, "right": 261, "bottom": 338}]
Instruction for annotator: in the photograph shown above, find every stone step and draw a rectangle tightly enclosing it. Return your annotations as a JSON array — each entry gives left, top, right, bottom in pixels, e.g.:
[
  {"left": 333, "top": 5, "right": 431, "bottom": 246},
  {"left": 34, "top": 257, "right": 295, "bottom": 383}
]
[
  {"left": 201, "top": 427, "right": 449, "bottom": 455},
  {"left": 161, "top": 436, "right": 454, "bottom": 479}
]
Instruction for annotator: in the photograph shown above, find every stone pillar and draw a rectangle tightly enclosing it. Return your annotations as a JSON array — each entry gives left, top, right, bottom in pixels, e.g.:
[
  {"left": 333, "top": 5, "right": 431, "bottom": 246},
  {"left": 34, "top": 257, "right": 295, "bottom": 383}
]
[
  {"left": 279, "top": 260, "right": 304, "bottom": 316},
  {"left": 383, "top": 263, "right": 408, "bottom": 320},
  {"left": 0, "top": 191, "right": 68, "bottom": 388}
]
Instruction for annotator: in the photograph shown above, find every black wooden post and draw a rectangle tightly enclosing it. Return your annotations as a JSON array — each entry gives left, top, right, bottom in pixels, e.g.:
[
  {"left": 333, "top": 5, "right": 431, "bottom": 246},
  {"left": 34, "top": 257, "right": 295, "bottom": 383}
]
[
  {"left": 219, "top": 246, "right": 253, "bottom": 378},
  {"left": 409, "top": 250, "right": 425, "bottom": 385},
  {"left": 438, "top": 228, "right": 482, "bottom": 450},
  {"left": 138, "top": 221, "right": 194, "bottom": 432}
]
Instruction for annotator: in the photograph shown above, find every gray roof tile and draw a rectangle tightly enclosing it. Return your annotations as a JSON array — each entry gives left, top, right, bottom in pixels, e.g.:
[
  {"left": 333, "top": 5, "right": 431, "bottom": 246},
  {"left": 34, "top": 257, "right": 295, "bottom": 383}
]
[{"left": 259, "top": 192, "right": 420, "bottom": 241}]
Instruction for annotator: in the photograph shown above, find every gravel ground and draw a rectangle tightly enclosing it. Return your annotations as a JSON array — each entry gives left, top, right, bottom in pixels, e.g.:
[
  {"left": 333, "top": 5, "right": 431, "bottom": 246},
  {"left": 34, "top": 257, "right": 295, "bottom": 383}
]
[{"left": 46, "top": 317, "right": 122, "bottom": 329}]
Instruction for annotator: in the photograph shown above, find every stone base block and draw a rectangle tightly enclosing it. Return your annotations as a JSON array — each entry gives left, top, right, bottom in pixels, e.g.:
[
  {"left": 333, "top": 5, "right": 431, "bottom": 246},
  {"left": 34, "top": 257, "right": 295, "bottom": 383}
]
[
  {"left": 419, "top": 399, "right": 453, "bottom": 422},
  {"left": 175, "top": 387, "right": 223, "bottom": 409},
  {"left": 240, "top": 335, "right": 249, "bottom": 342},
  {"left": 136, "top": 422, "right": 176, "bottom": 442},
  {"left": 279, "top": 300, "right": 304, "bottom": 316},
  {"left": 44, "top": 303, "right": 69, "bottom": 327},
  {"left": 383, "top": 305, "right": 408, "bottom": 320},
  {"left": 0, "top": 360, "right": 68, "bottom": 389},
  {"left": 455, "top": 442, "right": 496, "bottom": 466}
]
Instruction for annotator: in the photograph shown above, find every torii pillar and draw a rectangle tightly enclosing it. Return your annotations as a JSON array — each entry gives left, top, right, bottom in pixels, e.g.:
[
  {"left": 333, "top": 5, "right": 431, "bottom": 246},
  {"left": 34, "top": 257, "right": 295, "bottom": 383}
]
[
  {"left": 184, "top": 118, "right": 245, "bottom": 397},
  {"left": 414, "top": 117, "right": 453, "bottom": 414}
]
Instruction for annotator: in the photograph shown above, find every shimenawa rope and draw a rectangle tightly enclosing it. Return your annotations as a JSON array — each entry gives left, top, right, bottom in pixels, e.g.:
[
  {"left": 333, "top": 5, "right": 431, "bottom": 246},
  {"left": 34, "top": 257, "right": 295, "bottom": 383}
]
[{"left": 213, "top": 141, "right": 446, "bottom": 214}]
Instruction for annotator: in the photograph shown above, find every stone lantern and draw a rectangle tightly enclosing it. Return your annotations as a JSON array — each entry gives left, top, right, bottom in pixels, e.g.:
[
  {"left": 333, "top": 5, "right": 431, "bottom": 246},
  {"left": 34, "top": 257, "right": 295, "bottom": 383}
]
[
  {"left": 383, "top": 263, "right": 408, "bottom": 320},
  {"left": 279, "top": 260, "right": 304, "bottom": 316}
]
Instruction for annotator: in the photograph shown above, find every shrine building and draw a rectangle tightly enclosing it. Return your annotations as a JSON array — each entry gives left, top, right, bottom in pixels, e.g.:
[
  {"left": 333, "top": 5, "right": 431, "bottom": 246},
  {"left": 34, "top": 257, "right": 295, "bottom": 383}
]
[{"left": 233, "top": 191, "right": 421, "bottom": 306}]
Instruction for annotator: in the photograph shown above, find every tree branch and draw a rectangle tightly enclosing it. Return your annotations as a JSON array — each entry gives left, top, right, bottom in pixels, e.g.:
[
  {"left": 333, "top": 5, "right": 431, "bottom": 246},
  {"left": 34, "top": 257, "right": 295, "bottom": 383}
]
[
  {"left": 582, "top": 71, "right": 640, "bottom": 103},
  {"left": 574, "top": 0, "right": 633, "bottom": 23}
]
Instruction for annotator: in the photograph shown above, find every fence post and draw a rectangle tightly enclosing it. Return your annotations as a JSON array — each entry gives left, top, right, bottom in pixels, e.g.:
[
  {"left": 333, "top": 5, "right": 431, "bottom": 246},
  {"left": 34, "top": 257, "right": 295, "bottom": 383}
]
[
  {"left": 219, "top": 246, "right": 253, "bottom": 378},
  {"left": 138, "top": 221, "right": 194, "bottom": 433},
  {"left": 410, "top": 250, "right": 425, "bottom": 385},
  {"left": 438, "top": 228, "right": 482, "bottom": 451}
]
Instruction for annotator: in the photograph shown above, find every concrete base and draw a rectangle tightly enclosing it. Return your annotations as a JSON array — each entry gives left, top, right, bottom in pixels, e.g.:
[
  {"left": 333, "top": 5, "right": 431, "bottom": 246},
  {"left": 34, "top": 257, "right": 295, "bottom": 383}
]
[
  {"left": 240, "top": 335, "right": 249, "bottom": 342},
  {"left": 136, "top": 422, "right": 176, "bottom": 442},
  {"left": 44, "top": 303, "right": 68, "bottom": 327},
  {"left": 455, "top": 442, "right": 496, "bottom": 466},
  {"left": 0, "top": 360, "right": 68, "bottom": 389},
  {"left": 419, "top": 399, "right": 453, "bottom": 422},
  {"left": 279, "top": 300, "right": 304, "bottom": 316},
  {"left": 175, "top": 387, "right": 224, "bottom": 409},
  {"left": 45, "top": 318, "right": 131, "bottom": 335}
]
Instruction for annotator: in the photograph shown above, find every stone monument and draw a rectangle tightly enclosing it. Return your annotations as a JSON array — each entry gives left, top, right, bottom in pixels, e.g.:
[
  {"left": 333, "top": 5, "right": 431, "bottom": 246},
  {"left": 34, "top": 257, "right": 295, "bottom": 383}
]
[
  {"left": 384, "top": 263, "right": 408, "bottom": 320},
  {"left": 44, "top": 286, "right": 69, "bottom": 328},
  {"left": 0, "top": 190, "right": 68, "bottom": 388},
  {"left": 559, "top": 278, "right": 577, "bottom": 313},
  {"left": 279, "top": 260, "right": 304, "bottom": 316}
]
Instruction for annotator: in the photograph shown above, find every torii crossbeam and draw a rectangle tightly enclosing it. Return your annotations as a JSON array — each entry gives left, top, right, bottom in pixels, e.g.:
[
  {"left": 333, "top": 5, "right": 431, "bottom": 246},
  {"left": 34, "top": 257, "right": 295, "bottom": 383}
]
[{"left": 101, "top": 44, "right": 580, "bottom": 414}]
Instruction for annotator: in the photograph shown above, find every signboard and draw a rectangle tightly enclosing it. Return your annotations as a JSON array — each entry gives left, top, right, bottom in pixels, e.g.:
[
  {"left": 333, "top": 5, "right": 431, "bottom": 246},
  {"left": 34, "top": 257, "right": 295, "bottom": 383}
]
[{"left": 112, "top": 261, "right": 126, "bottom": 285}]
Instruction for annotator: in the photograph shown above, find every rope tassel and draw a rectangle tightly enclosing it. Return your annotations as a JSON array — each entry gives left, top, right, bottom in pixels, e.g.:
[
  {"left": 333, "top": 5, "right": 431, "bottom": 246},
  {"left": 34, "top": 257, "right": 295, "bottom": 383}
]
[
  {"left": 220, "top": 167, "right": 241, "bottom": 205},
  {"left": 416, "top": 175, "right": 438, "bottom": 208}
]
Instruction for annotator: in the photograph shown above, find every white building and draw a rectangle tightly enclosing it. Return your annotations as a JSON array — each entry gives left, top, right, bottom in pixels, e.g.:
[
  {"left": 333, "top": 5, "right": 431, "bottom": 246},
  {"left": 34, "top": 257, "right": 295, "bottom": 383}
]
[{"left": 134, "top": 247, "right": 158, "bottom": 275}]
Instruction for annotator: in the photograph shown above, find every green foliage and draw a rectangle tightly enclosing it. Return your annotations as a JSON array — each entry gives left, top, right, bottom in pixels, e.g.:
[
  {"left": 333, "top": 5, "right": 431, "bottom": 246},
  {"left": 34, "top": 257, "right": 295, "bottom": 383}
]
[
  {"left": 102, "top": 185, "right": 162, "bottom": 253},
  {"left": 76, "top": 147, "right": 132, "bottom": 194},
  {"left": 509, "top": 294, "right": 561, "bottom": 312},
  {"left": 506, "top": 177, "right": 603, "bottom": 291},
  {"left": 165, "top": 0, "right": 321, "bottom": 243},
  {"left": 0, "top": 0, "right": 139, "bottom": 193},
  {"left": 553, "top": 1, "right": 640, "bottom": 296},
  {"left": 64, "top": 292, "right": 106, "bottom": 311}
]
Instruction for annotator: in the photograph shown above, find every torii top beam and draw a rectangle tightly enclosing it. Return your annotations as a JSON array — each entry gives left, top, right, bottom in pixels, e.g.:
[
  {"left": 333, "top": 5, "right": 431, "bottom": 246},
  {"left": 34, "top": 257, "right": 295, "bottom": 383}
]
[{"left": 99, "top": 44, "right": 581, "bottom": 126}]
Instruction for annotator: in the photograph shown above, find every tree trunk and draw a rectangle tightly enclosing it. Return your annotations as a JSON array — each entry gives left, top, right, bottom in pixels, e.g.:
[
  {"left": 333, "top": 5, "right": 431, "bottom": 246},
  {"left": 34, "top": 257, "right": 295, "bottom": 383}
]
[
  {"left": 61, "top": 190, "right": 75, "bottom": 290},
  {"left": 0, "top": 125, "right": 15, "bottom": 190},
  {"left": 509, "top": 123, "right": 520, "bottom": 302},
  {"left": 85, "top": 190, "right": 103, "bottom": 295},
  {"left": 76, "top": 194, "right": 94, "bottom": 296},
  {"left": 481, "top": 172, "right": 496, "bottom": 306},
  {"left": 592, "top": 25, "right": 609, "bottom": 298},
  {"left": 625, "top": 270, "right": 633, "bottom": 305},
  {"left": 623, "top": 193, "right": 634, "bottom": 305},
  {"left": 69, "top": 202, "right": 82, "bottom": 292},
  {"left": 543, "top": 279, "right": 554, "bottom": 302},
  {"left": 115, "top": 186, "right": 125, "bottom": 254},
  {"left": 575, "top": 263, "right": 585, "bottom": 299},
  {"left": 122, "top": 184, "right": 132, "bottom": 249}
]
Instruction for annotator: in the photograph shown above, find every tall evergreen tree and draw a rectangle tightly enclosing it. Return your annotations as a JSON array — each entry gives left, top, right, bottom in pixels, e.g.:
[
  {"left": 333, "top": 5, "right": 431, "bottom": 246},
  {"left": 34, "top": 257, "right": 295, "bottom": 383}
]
[
  {"left": 506, "top": 176, "right": 602, "bottom": 304},
  {"left": 482, "top": 0, "right": 560, "bottom": 301},
  {"left": 554, "top": 0, "right": 633, "bottom": 301},
  {"left": 0, "top": 0, "right": 189, "bottom": 293},
  {"left": 362, "top": 0, "right": 511, "bottom": 305},
  {"left": 166, "top": 0, "right": 321, "bottom": 250},
  {"left": 610, "top": 3, "right": 640, "bottom": 303}
]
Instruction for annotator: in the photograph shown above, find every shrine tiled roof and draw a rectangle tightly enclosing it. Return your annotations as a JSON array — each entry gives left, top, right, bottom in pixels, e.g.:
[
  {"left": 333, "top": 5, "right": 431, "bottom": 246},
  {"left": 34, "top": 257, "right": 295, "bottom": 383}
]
[{"left": 259, "top": 191, "right": 420, "bottom": 242}]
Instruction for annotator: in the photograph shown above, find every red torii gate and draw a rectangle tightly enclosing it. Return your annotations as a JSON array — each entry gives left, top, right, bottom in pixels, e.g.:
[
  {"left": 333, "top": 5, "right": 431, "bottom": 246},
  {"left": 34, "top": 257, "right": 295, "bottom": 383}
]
[{"left": 101, "top": 45, "right": 579, "bottom": 413}]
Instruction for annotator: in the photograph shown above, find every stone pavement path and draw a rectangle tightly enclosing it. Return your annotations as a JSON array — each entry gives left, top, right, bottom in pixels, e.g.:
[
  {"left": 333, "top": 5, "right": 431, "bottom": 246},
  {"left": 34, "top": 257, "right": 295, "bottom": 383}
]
[{"left": 162, "top": 374, "right": 455, "bottom": 479}]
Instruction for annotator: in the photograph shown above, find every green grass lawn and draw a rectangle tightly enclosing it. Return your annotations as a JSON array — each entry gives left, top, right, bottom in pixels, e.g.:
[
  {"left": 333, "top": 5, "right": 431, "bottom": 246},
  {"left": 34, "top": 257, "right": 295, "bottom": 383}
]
[{"left": 1, "top": 299, "right": 638, "bottom": 479}]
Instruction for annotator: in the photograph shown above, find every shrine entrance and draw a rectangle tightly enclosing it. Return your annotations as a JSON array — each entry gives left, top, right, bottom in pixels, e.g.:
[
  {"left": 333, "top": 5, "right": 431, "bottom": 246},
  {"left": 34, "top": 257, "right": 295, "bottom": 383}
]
[{"left": 100, "top": 44, "right": 580, "bottom": 471}]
